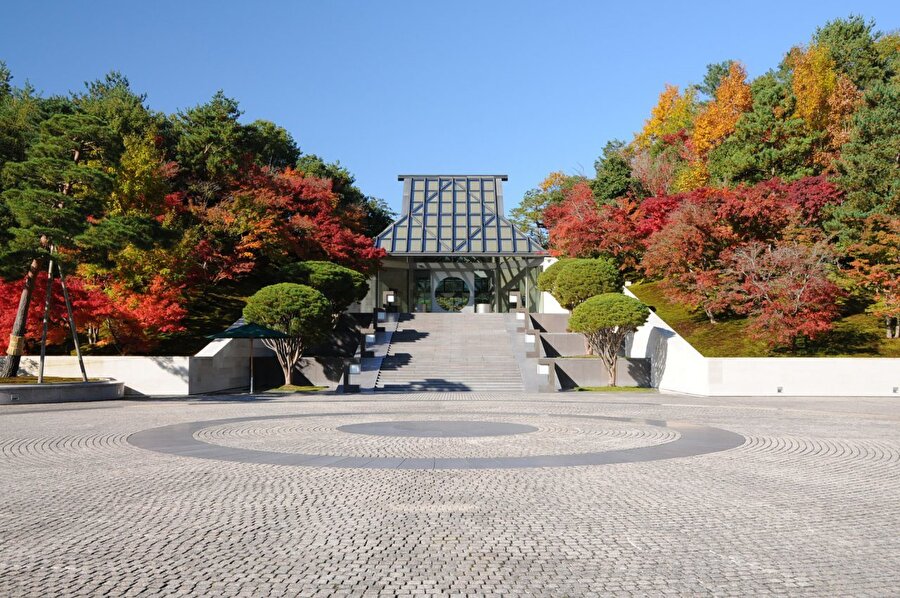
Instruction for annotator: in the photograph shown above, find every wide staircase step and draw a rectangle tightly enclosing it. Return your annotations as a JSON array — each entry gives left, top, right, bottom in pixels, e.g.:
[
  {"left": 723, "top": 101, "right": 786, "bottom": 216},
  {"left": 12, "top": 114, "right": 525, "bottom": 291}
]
[{"left": 375, "top": 313, "right": 524, "bottom": 393}]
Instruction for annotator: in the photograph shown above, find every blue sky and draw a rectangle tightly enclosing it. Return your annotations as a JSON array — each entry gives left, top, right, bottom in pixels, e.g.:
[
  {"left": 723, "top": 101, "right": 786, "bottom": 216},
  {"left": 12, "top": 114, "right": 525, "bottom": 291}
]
[{"left": 2, "top": 1, "right": 898, "bottom": 214}]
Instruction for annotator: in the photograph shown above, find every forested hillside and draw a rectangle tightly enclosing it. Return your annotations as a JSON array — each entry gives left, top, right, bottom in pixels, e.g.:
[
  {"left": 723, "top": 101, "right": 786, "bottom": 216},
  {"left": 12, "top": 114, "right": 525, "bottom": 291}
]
[
  {"left": 512, "top": 16, "right": 899, "bottom": 355},
  {"left": 0, "top": 70, "right": 391, "bottom": 355}
]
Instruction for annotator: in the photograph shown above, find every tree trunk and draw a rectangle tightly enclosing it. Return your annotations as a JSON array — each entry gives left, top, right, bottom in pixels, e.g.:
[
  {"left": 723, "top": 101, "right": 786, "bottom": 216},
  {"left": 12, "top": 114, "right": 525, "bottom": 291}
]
[
  {"left": 1, "top": 257, "right": 41, "bottom": 378},
  {"left": 280, "top": 360, "right": 291, "bottom": 386},
  {"left": 609, "top": 357, "right": 618, "bottom": 387}
]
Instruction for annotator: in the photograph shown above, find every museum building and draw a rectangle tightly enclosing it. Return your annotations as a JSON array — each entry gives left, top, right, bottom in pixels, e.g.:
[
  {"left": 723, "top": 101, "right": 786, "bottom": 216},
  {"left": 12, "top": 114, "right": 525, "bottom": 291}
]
[{"left": 362, "top": 175, "right": 547, "bottom": 313}]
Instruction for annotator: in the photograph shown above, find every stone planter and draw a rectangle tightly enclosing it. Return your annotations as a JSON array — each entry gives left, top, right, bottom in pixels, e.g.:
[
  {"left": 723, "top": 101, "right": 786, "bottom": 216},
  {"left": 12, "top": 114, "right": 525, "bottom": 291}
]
[{"left": 0, "top": 379, "right": 125, "bottom": 405}]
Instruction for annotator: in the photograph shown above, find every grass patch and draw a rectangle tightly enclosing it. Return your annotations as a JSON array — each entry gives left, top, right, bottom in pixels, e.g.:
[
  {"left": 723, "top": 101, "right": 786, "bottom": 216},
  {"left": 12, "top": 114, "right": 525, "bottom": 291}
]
[
  {"left": 628, "top": 280, "right": 900, "bottom": 357},
  {"left": 267, "top": 384, "right": 328, "bottom": 393},
  {"left": 0, "top": 376, "right": 100, "bottom": 384},
  {"left": 575, "top": 386, "right": 652, "bottom": 392}
]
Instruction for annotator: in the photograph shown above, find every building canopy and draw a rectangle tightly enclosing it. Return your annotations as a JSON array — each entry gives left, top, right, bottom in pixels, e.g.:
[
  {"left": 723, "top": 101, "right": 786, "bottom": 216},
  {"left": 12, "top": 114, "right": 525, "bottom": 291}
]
[{"left": 375, "top": 175, "right": 546, "bottom": 257}]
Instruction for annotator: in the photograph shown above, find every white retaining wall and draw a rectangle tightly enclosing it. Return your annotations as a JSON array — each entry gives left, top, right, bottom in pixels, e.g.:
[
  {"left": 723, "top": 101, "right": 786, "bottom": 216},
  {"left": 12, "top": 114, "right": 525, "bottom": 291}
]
[
  {"left": 538, "top": 258, "right": 569, "bottom": 314},
  {"left": 19, "top": 338, "right": 264, "bottom": 395},
  {"left": 623, "top": 287, "right": 900, "bottom": 397},
  {"left": 20, "top": 355, "right": 194, "bottom": 396}
]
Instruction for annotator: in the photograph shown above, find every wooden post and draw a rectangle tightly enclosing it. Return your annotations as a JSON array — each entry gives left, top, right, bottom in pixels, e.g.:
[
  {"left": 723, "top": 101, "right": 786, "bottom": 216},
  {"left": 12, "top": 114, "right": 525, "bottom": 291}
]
[
  {"left": 37, "top": 257, "right": 55, "bottom": 384},
  {"left": 56, "top": 259, "right": 88, "bottom": 382}
]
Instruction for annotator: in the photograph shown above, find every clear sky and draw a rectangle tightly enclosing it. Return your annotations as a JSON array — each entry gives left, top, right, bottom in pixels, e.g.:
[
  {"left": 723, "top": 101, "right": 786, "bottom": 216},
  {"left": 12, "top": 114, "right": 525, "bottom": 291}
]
[{"left": 2, "top": 1, "right": 898, "bottom": 214}]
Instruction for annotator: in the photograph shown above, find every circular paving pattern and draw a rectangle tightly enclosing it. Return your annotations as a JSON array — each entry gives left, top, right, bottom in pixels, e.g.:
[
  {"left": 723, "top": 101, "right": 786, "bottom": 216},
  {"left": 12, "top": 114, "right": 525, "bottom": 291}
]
[
  {"left": 337, "top": 420, "right": 538, "bottom": 438},
  {"left": 128, "top": 411, "right": 745, "bottom": 469}
]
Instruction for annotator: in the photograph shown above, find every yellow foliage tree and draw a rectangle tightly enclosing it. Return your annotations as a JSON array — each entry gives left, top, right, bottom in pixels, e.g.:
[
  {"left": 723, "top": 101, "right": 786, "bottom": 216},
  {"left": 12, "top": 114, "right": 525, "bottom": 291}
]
[
  {"left": 635, "top": 84, "right": 697, "bottom": 148},
  {"left": 791, "top": 44, "right": 838, "bottom": 131},
  {"left": 818, "top": 73, "right": 863, "bottom": 169},
  {"left": 691, "top": 63, "right": 752, "bottom": 156},
  {"left": 539, "top": 171, "right": 568, "bottom": 193},
  {"left": 672, "top": 160, "right": 709, "bottom": 192}
]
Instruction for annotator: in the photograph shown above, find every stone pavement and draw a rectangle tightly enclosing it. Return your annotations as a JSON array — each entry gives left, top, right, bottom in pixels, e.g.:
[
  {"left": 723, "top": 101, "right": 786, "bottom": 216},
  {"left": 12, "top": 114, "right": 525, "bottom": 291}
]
[{"left": 1, "top": 392, "right": 899, "bottom": 596}]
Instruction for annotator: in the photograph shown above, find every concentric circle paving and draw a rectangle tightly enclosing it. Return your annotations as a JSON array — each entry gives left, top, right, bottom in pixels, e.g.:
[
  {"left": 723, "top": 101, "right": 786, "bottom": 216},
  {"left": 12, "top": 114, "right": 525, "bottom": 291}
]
[
  {"left": 128, "top": 411, "right": 744, "bottom": 469},
  {"left": 337, "top": 420, "right": 538, "bottom": 438}
]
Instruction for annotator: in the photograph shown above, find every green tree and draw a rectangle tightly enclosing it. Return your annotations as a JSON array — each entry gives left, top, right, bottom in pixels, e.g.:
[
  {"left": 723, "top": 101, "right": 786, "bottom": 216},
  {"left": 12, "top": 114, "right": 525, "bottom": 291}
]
[
  {"left": 172, "top": 91, "right": 247, "bottom": 194},
  {"left": 536, "top": 258, "right": 569, "bottom": 294},
  {"left": 708, "top": 72, "right": 817, "bottom": 185},
  {"left": 552, "top": 258, "right": 623, "bottom": 311},
  {"left": 568, "top": 293, "right": 650, "bottom": 386},
  {"left": 0, "top": 63, "right": 42, "bottom": 179},
  {"left": 591, "top": 140, "right": 634, "bottom": 202},
  {"left": 242, "top": 283, "right": 332, "bottom": 385},
  {"left": 834, "top": 81, "right": 900, "bottom": 239},
  {"left": 697, "top": 61, "right": 735, "bottom": 100},
  {"left": 0, "top": 108, "right": 114, "bottom": 376},
  {"left": 75, "top": 72, "right": 158, "bottom": 162},
  {"left": 281, "top": 260, "right": 369, "bottom": 322},
  {"left": 813, "top": 16, "right": 887, "bottom": 88},
  {"left": 245, "top": 119, "right": 300, "bottom": 170},
  {"left": 362, "top": 197, "right": 396, "bottom": 238}
]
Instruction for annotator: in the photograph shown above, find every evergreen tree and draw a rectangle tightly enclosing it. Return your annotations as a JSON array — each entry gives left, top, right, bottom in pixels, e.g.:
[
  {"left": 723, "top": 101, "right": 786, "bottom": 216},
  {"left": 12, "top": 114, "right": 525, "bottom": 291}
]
[
  {"left": 591, "top": 140, "right": 634, "bottom": 202},
  {"left": 832, "top": 81, "right": 900, "bottom": 242},
  {"left": 813, "top": 16, "right": 887, "bottom": 88},
  {"left": 708, "top": 73, "right": 817, "bottom": 185},
  {"left": 0, "top": 107, "right": 114, "bottom": 376}
]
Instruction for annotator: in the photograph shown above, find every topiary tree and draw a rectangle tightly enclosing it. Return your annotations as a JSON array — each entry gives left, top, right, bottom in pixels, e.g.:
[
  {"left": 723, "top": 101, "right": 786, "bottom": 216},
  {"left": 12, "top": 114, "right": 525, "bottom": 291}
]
[
  {"left": 243, "top": 283, "right": 332, "bottom": 385},
  {"left": 552, "top": 258, "right": 623, "bottom": 311},
  {"left": 281, "top": 261, "right": 369, "bottom": 323},
  {"left": 568, "top": 293, "right": 650, "bottom": 386},
  {"left": 537, "top": 259, "right": 568, "bottom": 294}
]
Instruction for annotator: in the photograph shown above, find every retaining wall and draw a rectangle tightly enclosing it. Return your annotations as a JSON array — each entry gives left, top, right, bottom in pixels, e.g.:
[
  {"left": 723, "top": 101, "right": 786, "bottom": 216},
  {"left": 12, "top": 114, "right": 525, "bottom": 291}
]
[{"left": 621, "top": 288, "right": 900, "bottom": 397}]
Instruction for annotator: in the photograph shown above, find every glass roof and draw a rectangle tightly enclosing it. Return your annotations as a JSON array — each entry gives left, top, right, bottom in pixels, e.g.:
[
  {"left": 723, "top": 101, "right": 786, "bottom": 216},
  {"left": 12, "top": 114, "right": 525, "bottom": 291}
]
[{"left": 375, "top": 175, "right": 546, "bottom": 257}]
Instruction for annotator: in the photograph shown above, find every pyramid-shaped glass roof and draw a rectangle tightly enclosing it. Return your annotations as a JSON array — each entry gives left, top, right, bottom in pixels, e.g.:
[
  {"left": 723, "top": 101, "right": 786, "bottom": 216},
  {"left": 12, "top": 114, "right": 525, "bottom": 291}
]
[{"left": 375, "top": 175, "right": 546, "bottom": 257}]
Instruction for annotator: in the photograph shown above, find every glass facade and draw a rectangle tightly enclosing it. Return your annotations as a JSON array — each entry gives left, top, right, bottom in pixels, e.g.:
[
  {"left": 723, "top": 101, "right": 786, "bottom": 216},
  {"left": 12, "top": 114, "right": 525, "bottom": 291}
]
[
  {"left": 369, "top": 175, "right": 546, "bottom": 313},
  {"left": 375, "top": 176, "right": 545, "bottom": 257}
]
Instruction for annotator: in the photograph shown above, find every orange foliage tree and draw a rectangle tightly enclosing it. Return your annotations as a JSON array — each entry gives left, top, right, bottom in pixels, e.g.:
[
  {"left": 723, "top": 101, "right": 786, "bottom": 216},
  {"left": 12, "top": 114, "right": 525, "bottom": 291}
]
[
  {"left": 691, "top": 63, "right": 752, "bottom": 156},
  {"left": 634, "top": 85, "right": 697, "bottom": 148}
]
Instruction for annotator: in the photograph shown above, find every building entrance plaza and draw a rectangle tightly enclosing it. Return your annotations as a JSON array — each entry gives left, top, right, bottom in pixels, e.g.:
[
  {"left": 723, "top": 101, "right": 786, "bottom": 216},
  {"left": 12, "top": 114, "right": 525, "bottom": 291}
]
[{"left": 2, "top": 391, "right": 900, "bottom": 595}]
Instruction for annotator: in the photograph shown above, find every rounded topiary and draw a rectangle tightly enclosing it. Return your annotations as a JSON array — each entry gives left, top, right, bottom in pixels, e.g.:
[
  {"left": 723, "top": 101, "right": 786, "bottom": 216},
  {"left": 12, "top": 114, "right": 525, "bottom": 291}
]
[
  {"left": 243, "top": 283, "right": 332, "bottom": 384},
  {"left": 537, "top": 259, "right": 568, "bottom": 293},
  {"left": 552, "top": 258, "right": 623, "bottom": 311},
  {"left": 280, "top": 261, "right": 369, "bottom": 320},
  {"left": 568, "top": 293, "right": 650, "bottom": 386}
]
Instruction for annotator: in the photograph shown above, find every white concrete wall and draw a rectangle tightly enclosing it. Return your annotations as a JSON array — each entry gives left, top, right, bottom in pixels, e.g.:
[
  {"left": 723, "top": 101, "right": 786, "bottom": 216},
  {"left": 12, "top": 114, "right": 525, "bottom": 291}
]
[
  {"left": 190, "top": 337, "right": 255, "bottom": 394},
  {"left": 706, "top": 358, "right": 898, "bottom": 397},
  {"left": 20, "top": 355, "right": 192, "bottom": 396},
  {"left": 623, "top": 287, "right": 900, "bottom": 397},
  {"left": 538, "top": 257, "right": 569, "bottom": 314}
]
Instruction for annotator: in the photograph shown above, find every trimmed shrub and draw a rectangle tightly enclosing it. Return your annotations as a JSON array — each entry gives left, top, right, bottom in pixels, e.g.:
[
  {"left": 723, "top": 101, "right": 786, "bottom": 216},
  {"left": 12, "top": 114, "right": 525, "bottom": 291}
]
[
  {"left": 552, "top": 258, "right": 623, "bottom": 311},
  {"left": 243, "top": 283, "right": 332, "bottom": 385},
  {"left": 568, "top": 293, "right": 650, "bottom": 386},
  {"left": 281, "top": 261, "right": 368, "bottom": 321},
  {"left": 537, "top": 259, "right": 568, "bottom": 293}
]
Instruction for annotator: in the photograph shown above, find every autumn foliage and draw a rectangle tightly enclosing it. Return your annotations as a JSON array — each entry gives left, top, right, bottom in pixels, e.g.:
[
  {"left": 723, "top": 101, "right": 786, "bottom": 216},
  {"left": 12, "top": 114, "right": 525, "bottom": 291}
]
[
  {"left": 535, "top": 16, "right": 899, "bottom": 348},
  {"left": 0, "top": 75, "right": 388, "bottom": 356}
]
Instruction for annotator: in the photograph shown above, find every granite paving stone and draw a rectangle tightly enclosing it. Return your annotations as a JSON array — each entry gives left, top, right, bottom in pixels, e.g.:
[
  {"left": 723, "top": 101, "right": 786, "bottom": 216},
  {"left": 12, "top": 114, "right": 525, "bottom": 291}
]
[{"left": 0, "top": 391, "right": 898, "bottom": 595}]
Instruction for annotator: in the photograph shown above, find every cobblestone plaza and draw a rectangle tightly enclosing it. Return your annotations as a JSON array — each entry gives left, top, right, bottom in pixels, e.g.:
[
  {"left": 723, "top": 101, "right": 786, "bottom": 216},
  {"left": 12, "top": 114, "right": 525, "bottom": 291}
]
[{"left": 2, "top": 392, "right": 899, "bottom": 596}]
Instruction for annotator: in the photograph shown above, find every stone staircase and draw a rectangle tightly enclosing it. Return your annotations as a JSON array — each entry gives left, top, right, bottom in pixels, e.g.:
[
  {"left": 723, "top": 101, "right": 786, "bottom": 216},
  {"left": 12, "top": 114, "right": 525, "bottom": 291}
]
[{"left": 375, "top": 313, "right": 525, "bottom": 393}]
